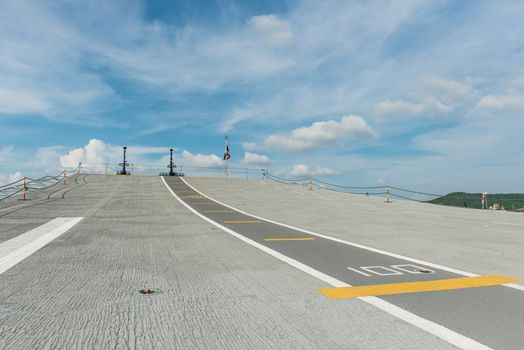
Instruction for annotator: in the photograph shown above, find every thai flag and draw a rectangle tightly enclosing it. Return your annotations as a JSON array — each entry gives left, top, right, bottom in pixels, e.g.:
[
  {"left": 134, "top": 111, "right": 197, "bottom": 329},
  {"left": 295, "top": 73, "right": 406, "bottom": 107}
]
[{"left": 223, "top": 144, "right": 231, "bottom": 160}]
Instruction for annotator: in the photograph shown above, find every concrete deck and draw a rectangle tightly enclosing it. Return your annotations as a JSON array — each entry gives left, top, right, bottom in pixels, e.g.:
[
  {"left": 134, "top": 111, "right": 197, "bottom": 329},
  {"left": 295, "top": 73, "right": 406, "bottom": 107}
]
[{"left": 0, "top": 174, "right": 522, "bottom": 349}]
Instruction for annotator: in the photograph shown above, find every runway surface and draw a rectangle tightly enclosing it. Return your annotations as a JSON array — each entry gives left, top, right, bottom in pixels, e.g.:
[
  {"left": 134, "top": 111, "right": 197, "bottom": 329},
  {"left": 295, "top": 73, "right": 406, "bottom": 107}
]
[
  {"left": 164, "top": 176, "right": 524, "bottom": 350},
  {"left": 1, "top": 174, "right": 523, "bottom": 349}
]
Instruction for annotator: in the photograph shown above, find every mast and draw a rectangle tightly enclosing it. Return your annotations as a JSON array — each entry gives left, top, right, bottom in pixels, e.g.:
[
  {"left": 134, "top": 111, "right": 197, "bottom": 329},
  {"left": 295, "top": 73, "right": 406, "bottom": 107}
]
[{"left": 224, "top": 136, "right": 230, "bottom": 177}]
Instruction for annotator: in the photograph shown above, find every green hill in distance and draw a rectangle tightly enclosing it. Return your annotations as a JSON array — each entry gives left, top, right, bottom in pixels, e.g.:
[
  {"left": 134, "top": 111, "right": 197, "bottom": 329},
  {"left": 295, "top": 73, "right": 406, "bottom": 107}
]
[{"left": 429, "top": 192, "right": 524, "bottom": 211}]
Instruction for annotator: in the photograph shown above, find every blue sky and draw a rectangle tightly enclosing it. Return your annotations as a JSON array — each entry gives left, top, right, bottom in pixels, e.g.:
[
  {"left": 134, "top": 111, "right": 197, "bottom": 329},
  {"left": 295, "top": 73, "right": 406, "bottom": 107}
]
[{"left": 1, "top": 0, "right": 524, "bottom": 194}]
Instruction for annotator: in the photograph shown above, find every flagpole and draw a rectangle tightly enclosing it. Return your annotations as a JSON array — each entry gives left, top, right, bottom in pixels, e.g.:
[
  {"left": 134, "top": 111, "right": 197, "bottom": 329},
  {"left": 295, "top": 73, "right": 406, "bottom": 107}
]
[{"left": 224, "top": 136, "right": 230, "bottom": 177}]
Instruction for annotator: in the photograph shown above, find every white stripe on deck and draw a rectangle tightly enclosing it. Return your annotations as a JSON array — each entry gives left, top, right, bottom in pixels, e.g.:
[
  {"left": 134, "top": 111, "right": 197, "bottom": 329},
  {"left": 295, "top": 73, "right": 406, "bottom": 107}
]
[{"left": 0, "top": 217, "right": 83, "bottom": 275}]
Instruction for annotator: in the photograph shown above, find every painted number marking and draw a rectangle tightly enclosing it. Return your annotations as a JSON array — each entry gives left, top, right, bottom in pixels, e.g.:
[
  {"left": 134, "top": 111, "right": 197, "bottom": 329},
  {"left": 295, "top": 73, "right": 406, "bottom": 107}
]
[
  {"left": 347, "top": 264, "right": 434, "bottom": 277},
  {"left": 361, "top": 266, "right": 403, "bottom": 276}
]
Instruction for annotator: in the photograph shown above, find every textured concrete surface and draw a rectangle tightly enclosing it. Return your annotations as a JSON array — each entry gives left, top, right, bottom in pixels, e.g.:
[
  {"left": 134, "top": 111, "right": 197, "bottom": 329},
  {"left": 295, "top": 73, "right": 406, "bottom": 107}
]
[
  {"left": 185, "top": 176, "right": 524, "bottom": 280},
  {"left": 0, "top": 174, "right": 113, "bottom": 243},
  {"left": 0, "top": 175, "right": 457, "bottom": 349}
]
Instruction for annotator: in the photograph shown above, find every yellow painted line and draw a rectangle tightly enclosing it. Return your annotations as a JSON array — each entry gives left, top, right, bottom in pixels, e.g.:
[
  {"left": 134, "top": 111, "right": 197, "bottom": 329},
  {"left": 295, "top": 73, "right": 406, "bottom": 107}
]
[
  {"left": 264, "top": 237, "right": 316, "bottom": 241},
  {"left": 205, "top": 210, "right": 235, "bottom": 213},
  {"left": 320, "top": 275, "right": 522, "bottom": 299},
  {"left": 223, "top": 220, "right": 261, "bottom": 224}
]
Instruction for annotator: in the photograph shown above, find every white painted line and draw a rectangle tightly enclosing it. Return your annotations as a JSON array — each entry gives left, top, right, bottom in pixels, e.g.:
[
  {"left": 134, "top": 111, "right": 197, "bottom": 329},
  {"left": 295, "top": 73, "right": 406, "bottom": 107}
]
[
  {"left": 503, "top": 283, "right": 524, "bottom": 291},
  {"left": 391, "top": 264, "right": 435, "bottom": 274},
  {"left": 0, "top": 217, "right": 84, "bottom": 275},
  {"left": 347, "top": 267, "right": 372, "bottom": 277},
  {"left": 361, "top": 266, "right": 403, "bottom": 276},
  {"left": 165, "top": 177, "right": 492, "bottom": 350}
]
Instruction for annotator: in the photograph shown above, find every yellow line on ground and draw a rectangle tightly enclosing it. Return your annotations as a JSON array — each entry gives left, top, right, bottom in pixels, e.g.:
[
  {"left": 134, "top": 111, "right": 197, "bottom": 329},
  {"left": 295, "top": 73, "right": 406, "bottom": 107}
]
[
  {"left": 320, "top": 275, "right": 522, "bottom": 299},
  {"left": 205, "top": 210, "right": 235, "bottom": 213},
  {"left": 223, "top": 220, "right": 261, "bottom": 224},
  {"left": 264, "top": 238, "right": 316, "bottom": 241}
]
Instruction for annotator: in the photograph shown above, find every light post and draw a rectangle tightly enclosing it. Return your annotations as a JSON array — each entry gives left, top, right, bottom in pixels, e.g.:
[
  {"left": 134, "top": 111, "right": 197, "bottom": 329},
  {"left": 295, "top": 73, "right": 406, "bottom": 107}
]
[
  {"left": 122, "top": 146, "right": 127, "bottom": 175},
  {"left": 169, "top": 148, "right": 175, "bottom": 176}
]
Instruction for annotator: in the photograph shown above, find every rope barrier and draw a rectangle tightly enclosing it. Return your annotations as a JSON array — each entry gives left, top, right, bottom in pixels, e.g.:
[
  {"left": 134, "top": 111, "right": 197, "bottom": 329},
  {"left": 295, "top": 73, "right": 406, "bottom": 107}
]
[
  {"left": 0, "top": 167, "right": 81, "bottom": 200},
  {"left": 0, "top": 188, "right": 23, "bottom": 202},
  {"left": 313, "top": 178, "right": 387, "bottom": 190},
  {"left": 267, "top": 174, "right": 310, "bottom": 183},
  {"left": 265, "top": 172, "right": 524, "bottom": 204},
  {"left": 0, "top": 178, "right": 24, "bottom": 189},
  {"left": 389, "top": 186, "right": 444, "bottom": 197}
]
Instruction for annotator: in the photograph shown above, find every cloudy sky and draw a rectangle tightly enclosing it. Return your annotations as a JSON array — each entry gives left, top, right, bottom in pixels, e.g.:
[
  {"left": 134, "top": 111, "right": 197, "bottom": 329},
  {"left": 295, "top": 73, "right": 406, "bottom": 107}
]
[{"left": 1, "top": 0, "right": 523, "bottom": 194}]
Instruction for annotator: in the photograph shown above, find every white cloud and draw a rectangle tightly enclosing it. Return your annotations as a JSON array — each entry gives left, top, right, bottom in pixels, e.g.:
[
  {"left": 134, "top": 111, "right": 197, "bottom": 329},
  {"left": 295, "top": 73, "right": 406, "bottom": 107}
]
[
  {"left": 377, "top": 77, "right": 474, "bottom": 119},
  {"left": 377, "top": 98, "right": 451, "bottom": 118},
  {"left": 35, "top": 146, "right": 64, "bottom": 171},
  {"left": 424, "top": 77, "right": 475, "bottom": 104},
  {"left": 242, "top": 142, "right": 258, "bottom": 152},
  {"left": 290, "top": 164, "right": 339, "bottom": 177},
  {"left": 219, "top": 107, "right": 255, "bottom": 133},
  {"left": 263, "top": 115, "right": 378, "bottom": 152},
  {"left": 0, "top": 88, "right": 52, "bottom": 114},
  {"left": 290, "top": 164, "right": 310, "bottom": 177},
  {"left": 248, "top": 14, "right": 293, "bottom": 46},
  {"left": 59, "top": 139, "right": 167, "bottom": 168},
  {"left": 241, "top": 152, "right": 272, "bottom": 165},
  {"left": 0, "top": 171, "right": 22, "bottom": 186},
  {"left": 0, "top": 146, "right": 16, "bottom": 162},
  {"left": 315, "top": 167, "right": 340, "bottom": 176},
  {"left": 181, "top": 150, "right": 223, "bottom": 167},
  {"left": 60, "top": 139, "right": 117, "bottom": 167},
  {"left": 477, "top": 95, "right": 524, "bottom": 111}
]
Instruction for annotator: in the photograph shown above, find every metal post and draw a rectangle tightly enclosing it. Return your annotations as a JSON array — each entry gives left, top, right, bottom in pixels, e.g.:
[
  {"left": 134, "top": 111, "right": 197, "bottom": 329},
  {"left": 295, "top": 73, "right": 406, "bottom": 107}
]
[
  {"left": 122, "top": 147, "right": 127, "bottom": 175},
  {"left": 19, "top": 176, "right": 29, "bottom": 201},
  {"left": 169, "top": 148, "right": 174, "bottom": 176},
  {"left": 224, "top": 135, "right": 230, "bottom": 178},
  {"left": 385, "top": 186, "right": 392, "bottom": 203}
]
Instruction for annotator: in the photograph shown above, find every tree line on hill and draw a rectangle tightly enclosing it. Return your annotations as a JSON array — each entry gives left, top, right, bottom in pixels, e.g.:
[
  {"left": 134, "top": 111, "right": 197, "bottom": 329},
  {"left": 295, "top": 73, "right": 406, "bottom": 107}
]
[{"left": 429, "top": 192, "right": 524, "bottom": 211}]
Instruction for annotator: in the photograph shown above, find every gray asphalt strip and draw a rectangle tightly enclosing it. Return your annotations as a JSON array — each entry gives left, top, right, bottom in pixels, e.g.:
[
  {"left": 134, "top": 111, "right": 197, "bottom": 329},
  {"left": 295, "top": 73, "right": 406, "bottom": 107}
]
[{"left": 164, "top": 177, "right": 524, "bottom": 349}]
